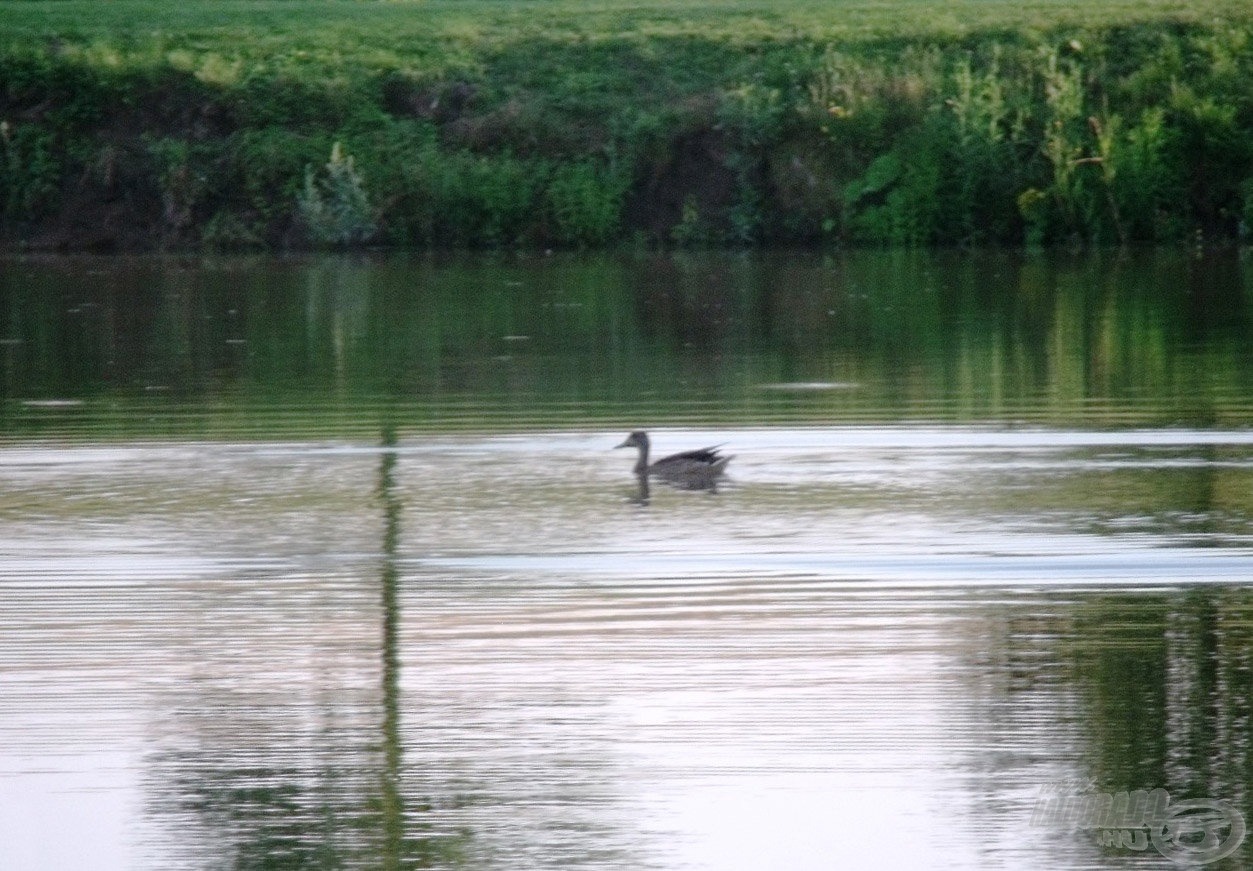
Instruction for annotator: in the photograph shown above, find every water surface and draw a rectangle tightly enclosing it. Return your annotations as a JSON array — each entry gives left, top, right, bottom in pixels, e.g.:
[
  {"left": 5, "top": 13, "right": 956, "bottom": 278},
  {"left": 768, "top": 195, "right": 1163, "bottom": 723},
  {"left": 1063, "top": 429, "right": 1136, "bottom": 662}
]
[{"left": 1, "top": 252, "right": 1252, "bottom": 869}]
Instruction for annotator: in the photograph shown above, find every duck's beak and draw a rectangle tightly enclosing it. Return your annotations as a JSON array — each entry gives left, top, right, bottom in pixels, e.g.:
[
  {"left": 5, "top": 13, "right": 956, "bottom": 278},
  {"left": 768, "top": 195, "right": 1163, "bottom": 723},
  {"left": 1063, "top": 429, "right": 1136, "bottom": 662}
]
[{"left": 614, "top": 439, "right": 630, "bottom": 449}]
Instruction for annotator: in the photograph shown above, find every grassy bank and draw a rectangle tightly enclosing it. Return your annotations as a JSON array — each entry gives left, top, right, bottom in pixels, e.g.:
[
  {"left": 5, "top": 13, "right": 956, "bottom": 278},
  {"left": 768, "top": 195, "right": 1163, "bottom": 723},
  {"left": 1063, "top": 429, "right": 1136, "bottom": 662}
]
[{"left": 2, "top": 0, "right": 1253, "bottom": 250}]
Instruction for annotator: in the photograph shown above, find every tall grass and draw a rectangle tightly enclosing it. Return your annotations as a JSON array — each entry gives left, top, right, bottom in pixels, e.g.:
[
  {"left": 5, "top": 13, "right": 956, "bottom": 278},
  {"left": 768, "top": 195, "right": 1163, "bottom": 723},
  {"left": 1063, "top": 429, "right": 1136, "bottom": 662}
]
[{"left": 1, "top": 1, "right": 1252, "bottom": 249}]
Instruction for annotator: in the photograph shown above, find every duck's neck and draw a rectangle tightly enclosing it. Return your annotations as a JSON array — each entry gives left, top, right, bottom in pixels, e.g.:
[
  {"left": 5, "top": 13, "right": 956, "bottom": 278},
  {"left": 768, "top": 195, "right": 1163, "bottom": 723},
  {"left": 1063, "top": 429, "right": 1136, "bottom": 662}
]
[{"left": 634, "top": 440, "right": 650, "bottom": 474}]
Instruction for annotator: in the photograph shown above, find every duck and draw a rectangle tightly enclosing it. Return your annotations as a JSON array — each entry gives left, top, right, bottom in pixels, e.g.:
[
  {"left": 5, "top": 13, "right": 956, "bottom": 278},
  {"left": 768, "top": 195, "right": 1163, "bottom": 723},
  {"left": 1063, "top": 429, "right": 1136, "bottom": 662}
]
[{"left": 615, "top": 430, "right": 732, "bottom": 490}]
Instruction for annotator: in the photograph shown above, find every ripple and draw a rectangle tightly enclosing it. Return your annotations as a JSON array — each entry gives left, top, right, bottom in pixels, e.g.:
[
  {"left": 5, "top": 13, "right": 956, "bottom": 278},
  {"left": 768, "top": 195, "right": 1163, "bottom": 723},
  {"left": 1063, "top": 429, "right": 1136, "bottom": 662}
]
[{"left": 1, "top": 428, "right": 1251, "bottom": 870}]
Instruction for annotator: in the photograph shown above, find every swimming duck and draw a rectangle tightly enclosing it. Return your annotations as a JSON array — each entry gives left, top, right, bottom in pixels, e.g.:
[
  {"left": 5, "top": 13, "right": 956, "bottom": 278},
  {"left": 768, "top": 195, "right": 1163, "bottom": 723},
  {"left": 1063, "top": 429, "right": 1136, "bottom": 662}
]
[{"left": 615, "top": 430, "right": 731, "bottom": 490}]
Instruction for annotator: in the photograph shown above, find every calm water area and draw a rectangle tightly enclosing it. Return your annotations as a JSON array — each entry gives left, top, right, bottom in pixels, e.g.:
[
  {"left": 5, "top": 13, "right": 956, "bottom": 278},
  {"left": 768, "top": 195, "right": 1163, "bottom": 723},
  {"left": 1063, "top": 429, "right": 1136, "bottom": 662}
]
[{"left": 1, "top": 250, "right": 1252, "bottom": 869}]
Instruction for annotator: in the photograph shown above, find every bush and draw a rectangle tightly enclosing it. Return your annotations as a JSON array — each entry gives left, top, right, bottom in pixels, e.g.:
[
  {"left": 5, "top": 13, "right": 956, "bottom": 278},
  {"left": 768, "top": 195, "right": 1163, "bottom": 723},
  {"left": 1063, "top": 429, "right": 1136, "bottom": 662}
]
[
  {"left": 296, "top": 142, "right": 376, "bottom": 247},
  {"left": 1, "top": 121, "right": 62, "bottom": 220},
  {"left": 544, "top": 160, "right": 626, "bottom": 247},
  {"left": 4, "top": 8, "right": 1253, "bottom": 251}
]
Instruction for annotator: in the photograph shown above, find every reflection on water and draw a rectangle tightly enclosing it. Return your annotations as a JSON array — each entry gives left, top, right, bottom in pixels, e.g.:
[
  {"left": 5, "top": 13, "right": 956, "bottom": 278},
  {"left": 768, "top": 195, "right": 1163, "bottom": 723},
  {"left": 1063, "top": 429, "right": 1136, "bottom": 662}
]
[
  {"left": 1, "top": 428, "right": 1252, "bottom": 869},
  {"left": 0, "top": 249, "right": 1250, "bottom": 438},
  {"left": 1, "top": 252, "right": 1252, "bottom": 870}
]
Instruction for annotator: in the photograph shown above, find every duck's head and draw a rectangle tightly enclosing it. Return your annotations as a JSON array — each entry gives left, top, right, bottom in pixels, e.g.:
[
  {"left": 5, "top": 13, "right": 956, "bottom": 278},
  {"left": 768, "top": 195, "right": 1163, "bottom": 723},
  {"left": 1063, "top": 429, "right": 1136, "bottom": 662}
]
[{"left": 615, "top": 430, "right": 649, "bottom": 450}]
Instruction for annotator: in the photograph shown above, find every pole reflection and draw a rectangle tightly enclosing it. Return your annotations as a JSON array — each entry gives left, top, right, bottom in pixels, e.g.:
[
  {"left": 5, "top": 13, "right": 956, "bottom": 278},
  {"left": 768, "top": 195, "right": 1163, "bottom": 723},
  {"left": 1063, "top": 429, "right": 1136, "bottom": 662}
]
[{"left": 377, "top": 422, "right": 403, "bottom": 869}]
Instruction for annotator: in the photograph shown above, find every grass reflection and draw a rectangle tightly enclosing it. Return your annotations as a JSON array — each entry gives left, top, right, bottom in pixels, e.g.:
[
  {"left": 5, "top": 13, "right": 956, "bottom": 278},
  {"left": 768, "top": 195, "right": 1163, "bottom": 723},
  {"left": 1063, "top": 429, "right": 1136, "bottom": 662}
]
[{"left": 0, "top": 250, "right": 1250, "bottom": 439}]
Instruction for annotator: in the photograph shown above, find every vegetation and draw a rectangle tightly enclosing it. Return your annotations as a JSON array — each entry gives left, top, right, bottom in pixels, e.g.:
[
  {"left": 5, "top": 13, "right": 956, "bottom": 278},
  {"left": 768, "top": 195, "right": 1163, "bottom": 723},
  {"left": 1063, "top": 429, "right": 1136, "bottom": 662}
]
[{"left": 2, "top": 0, "right": 1253, "bottom": 250}]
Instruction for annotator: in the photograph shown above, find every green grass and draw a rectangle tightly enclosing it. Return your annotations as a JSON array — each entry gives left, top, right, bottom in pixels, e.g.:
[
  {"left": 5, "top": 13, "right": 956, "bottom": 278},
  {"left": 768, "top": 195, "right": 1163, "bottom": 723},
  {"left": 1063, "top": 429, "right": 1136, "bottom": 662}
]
[
  {"left": 4, "top": 0, "right": 1250, "bottom": 94},
  {"left": 4, "top": 0, "right": 1250, "bottom": 42},
  {"left": 2, "top": 0, "right": 1253, "bottom": 249}
]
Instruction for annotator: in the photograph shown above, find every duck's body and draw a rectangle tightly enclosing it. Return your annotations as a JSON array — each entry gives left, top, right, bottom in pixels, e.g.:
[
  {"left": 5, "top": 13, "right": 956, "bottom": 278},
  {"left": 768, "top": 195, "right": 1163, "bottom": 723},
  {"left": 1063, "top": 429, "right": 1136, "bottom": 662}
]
[{"left": 615, "top": 431, "right": 731, "bottom": 490}]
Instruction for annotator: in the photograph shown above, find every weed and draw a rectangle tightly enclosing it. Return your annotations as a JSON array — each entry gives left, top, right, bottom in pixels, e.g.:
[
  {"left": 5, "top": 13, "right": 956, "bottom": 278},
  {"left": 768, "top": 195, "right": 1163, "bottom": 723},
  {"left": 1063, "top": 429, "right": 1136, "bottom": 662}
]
[
  {"left": 1, "top": 122, "right": 62, "bottom": 219},
  {"left": 544, "top": 161, "right": 626, "bottom": 247},
  {"left": 2, "top": 2, "right": 1253, "bottom": 249},
  {"left": 297, "top": 142, "right": 376, "bottom": 247}
]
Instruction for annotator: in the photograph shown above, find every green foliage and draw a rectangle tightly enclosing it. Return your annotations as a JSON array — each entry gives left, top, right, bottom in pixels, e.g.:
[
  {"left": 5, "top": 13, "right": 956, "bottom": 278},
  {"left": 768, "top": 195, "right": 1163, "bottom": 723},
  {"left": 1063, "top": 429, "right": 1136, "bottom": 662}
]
[
  {"left": 2, "top": 2, "right": 1253, "bottom": 249},
  {"left": 831, "top": 27, "right": 1253, "bottom": 246},
  {"left": 0, "top": 50, "right": 114, "bottom": 222},
  {"left": 229, "top": 127, "right": 331, "bottom": 231},
  {"left": 1168, "top": 91, "right": 1250, "bottom": 235},
  {"left": 670, "top": 195, "right": 705, "bottom": 246},
  {"left": 297, "top": 142, "right": 376, "bottom": 247},
  {"left": 1, "top": 121, "right": 62, "bottom": 219},
  {"left": 844, "top": 147, "right": 943, "bottom": 246},
  {"left": 1017, "top": 187, "right": 1050, "bottom": 247},
  {"left": 840, "top": 48, "right": 1030, "bottom": 245},
  {"left": 375, "top": 145, "right": 544, "bottom": 247},
  {"left": 201, "top": 209, "right": 262, "bottom": 249},
  {"left": 146, "top": 136, "right": 217, "bottom": 237},
  {"left": 544, "top": 161, "right": 626, "bottom": 247},
  {"left": 458, "top": 153, "right": 540, "bottom": 246},
  {"left": 718, "top": 82, "right": 788, "bottom": 243},
  {"left": 1038, "top": 47, "right": 1088, "bottom": 236},
  {"left": 1242, "top": 178, "right": 1253, "bottom": 236}
]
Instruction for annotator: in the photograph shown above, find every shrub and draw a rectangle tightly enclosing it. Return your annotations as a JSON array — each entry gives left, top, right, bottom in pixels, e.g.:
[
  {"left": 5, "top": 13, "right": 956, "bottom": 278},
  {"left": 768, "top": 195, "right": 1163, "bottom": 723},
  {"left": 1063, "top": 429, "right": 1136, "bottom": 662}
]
[
  {"left": 1, "top": 121, "right": 62, "bottom": 219},
  {"left": 544, "top": 160, "right": 626, "bottom": 247},
  {"left": 296, "top": 141, "right": 376, "bottom": 247}
]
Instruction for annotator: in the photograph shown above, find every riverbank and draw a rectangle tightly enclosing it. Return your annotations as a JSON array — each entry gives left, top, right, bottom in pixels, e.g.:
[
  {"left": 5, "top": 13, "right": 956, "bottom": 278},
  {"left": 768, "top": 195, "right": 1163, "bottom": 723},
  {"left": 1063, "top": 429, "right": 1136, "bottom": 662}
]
[{"left": 2, "top": 0, "right": 1252, "bottom": 251}]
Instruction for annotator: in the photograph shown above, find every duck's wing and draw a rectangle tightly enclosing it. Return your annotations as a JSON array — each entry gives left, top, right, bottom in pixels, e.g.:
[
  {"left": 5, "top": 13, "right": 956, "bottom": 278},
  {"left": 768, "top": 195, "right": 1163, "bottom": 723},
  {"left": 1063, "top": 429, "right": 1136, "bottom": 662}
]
[{"left": 655, "top": 445, "right": 726, "bottom": 466}]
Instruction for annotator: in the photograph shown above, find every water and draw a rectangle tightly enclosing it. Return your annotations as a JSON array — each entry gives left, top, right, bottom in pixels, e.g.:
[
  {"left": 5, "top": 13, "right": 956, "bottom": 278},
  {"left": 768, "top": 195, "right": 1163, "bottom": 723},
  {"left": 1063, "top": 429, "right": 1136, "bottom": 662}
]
[{"left": 1, "top": 251, "right": 1252, "bottom": 870}]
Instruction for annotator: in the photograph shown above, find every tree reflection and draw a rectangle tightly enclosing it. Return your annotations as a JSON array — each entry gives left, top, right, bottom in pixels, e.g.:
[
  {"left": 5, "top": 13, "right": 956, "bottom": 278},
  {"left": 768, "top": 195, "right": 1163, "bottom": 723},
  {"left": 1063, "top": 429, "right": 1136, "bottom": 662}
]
[
  {"left": 1007, "top": 590, "right": 1253, "bottom": 867},
  {"left": 955, "top": 588, "right": 1253, "bottom": 868},
  {"left": 2, "top": 250, "right": 1252, "bottom": 437}
]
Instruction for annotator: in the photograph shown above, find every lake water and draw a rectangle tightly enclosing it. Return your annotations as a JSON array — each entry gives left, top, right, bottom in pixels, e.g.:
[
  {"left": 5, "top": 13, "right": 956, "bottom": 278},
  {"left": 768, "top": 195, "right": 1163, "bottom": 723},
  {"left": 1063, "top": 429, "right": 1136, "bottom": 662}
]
[{"left": 1, "top": 250, "right": 1252, "bottom": 870}]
